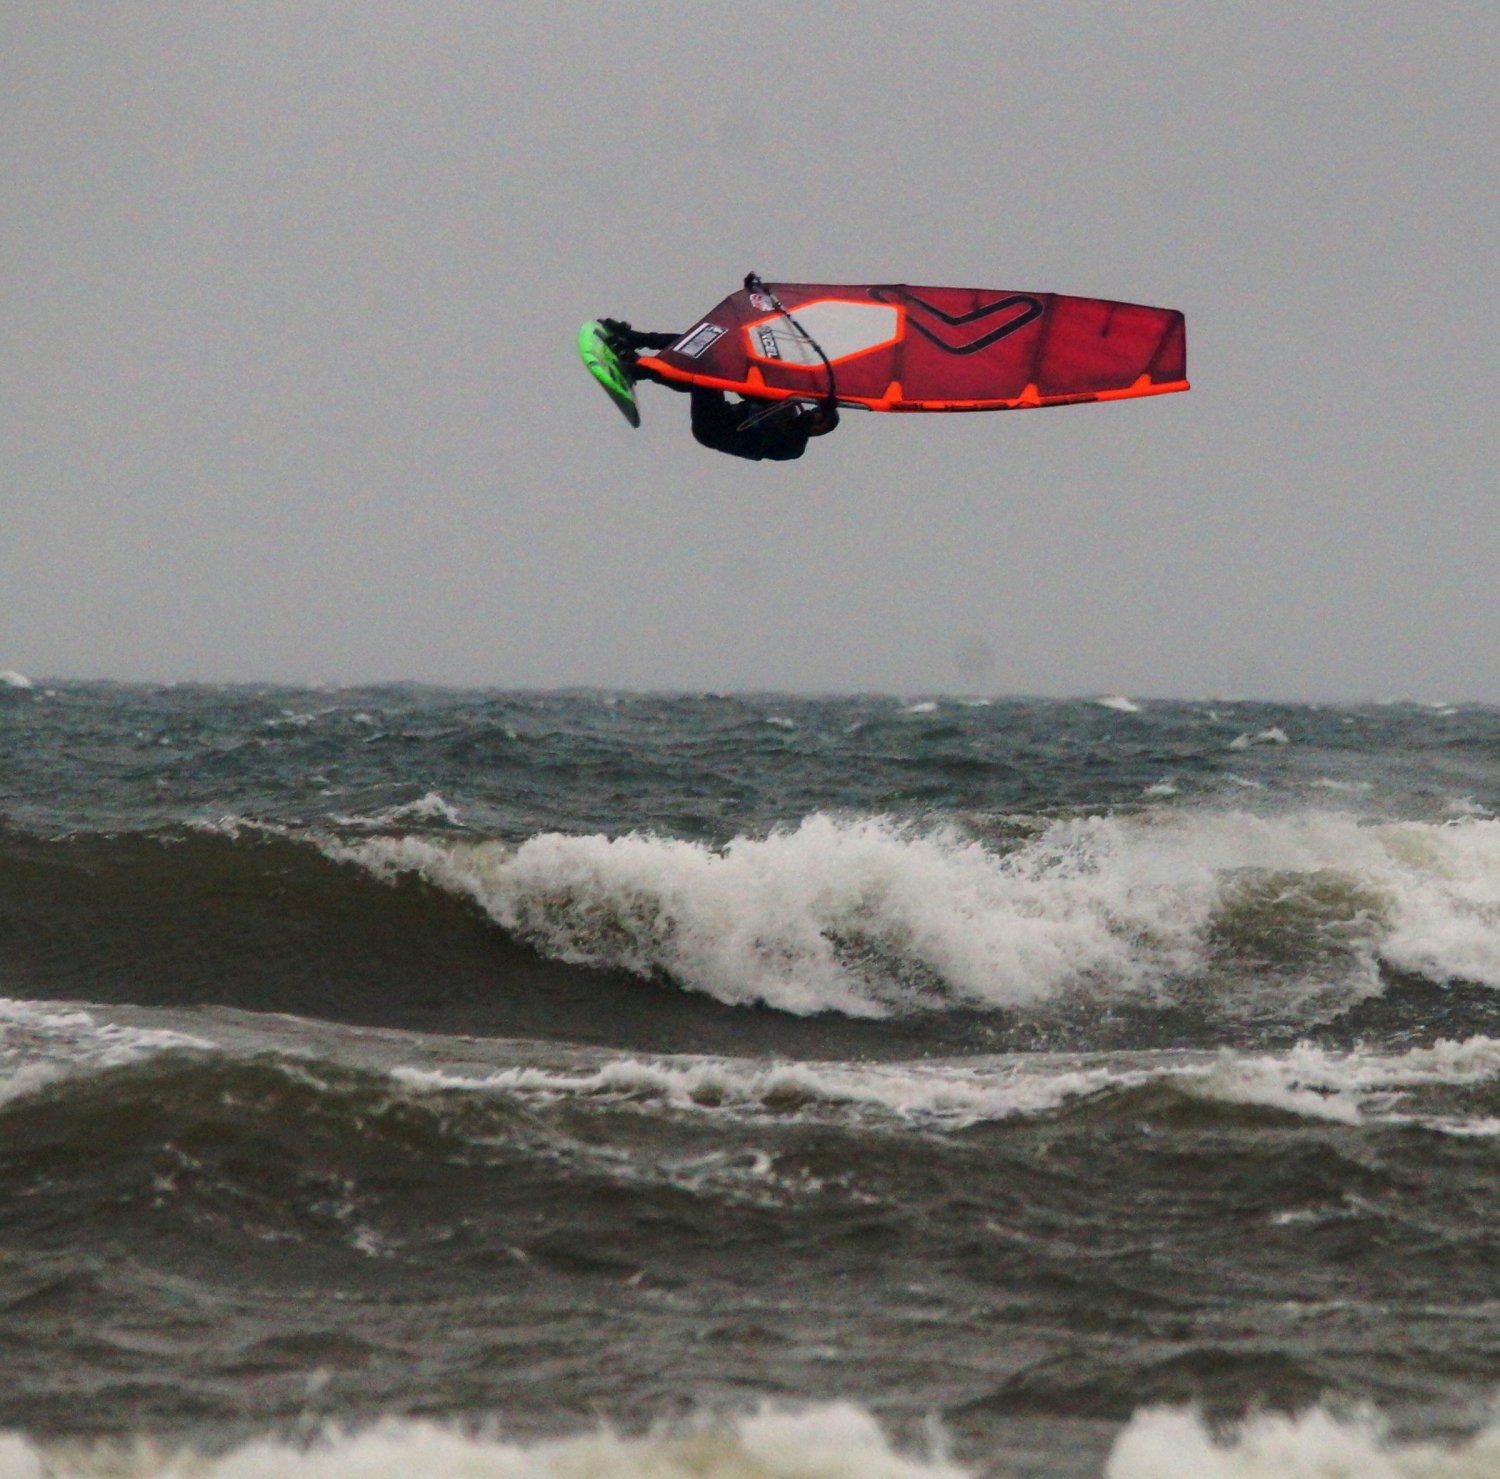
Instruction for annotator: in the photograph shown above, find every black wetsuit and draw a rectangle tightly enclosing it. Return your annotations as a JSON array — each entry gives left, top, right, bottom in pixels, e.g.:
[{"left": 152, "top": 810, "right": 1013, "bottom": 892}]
[
  {"left": 600, "top": 319, "right": 839, "bottom": 461},
  {"left": 688, "top": 387, "right": 837, "bottom": 462}
]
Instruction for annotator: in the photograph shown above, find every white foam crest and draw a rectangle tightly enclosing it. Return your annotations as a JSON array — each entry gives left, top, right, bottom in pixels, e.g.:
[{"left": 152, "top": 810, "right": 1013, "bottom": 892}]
[
  {"left": 1096, "top": 695, "right": 1142, "bottom": 713},
  {"left": 0, "top": 670, "right": 33, "bottom": 690},
  {"left": 1106, "top": 1403, "right": 1500, "bottom": 1479},
  {"left": 332, "top": 791, "right": 465, "bottom": 830},
  {"left": 264, "top": 709, "right": 321, "bottom": 730},
  {"left": 189, "top": 814, "right": 294, "bottom": 841},
  {"left": 1230, "top": 727, "right": 1290, "bottom": 749},
  {"left": 1274, "top": 1036, "right": 1500, "bottom": 1093},
  {"left": 334, "top": 815, "right": 1205, "bottom": 1016},
  {"left": 0, "top": 1061, "right": 71, "bottom": 1109},
  {"left": 1229, "top": 1036, "right": 1500, "bottom": 1136},
  {"left": 395, "top": 1040, "right": 1444, "bottom": 1131},
  {"left": 0, "top": 1403, "right": 968, "bottom": 1479},
  {"left": 1368, "top": 820, "right": 1500, "bottom": 986},
  {"left": 393, "top": 1054, "right": 1126, "bottom": 1127},
  {"left": 1417, "top": 1117, "right": 1500, "bottom": 1138},
  {"left": 6, "top": 1400, "right": 1499, "bottom": 1479},
  {"left": 333, "top": 810, "right": 1500, "bottom": 1017},
  {"left": 0, "top": 998, "right": 215, "bottom": 1103},
  {"left": 1176, "top": 1054, "right": 1366, "bottom": 1124},
  {"left": 1150, "top": 1036, "right": 1500, "bottom": 1130}
]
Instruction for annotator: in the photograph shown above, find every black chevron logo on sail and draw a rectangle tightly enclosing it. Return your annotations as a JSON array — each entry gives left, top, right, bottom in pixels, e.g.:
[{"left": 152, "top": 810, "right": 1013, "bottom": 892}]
[{"left": 872, "top": 287, "right": 1044, "bottom": 355}]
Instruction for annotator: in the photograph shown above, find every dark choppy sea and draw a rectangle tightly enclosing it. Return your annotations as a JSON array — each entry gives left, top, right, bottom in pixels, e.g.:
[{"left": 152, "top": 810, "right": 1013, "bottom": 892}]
[{"left": 4, "top": 677, "right": 1500, "bottom": 1477}]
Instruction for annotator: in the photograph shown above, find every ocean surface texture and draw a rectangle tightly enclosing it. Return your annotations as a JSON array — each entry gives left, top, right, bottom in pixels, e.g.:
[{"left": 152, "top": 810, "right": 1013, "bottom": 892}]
[{"left": 4, "top": 681, "right": 1500, "bottom": 1478}]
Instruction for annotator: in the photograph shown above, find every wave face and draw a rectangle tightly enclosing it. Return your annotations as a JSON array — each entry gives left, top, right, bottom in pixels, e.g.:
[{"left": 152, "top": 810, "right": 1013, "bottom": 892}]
[
  {"left": 6, "top": 997, "right": 1500, "bottom": 1464},
  {"left": 6, "top": 685, "right": 1500, "bottom": 1470},
  {"left": 6, "top": 805, "right": 1500, "bottom": 1054},
  {"left": 335, "top": 807, "right": 1500, "bottom": 1026}
]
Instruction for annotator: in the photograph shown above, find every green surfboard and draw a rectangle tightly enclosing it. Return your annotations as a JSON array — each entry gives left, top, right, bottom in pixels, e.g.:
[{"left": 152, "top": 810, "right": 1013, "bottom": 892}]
[{"left": 577, "top": 321, "right": 641, "bottom": 428}]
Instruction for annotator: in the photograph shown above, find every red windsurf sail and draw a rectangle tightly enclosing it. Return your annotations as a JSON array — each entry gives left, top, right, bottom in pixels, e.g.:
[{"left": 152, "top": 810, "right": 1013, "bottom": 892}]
[{"left": 637, "top": 282, "right": 1188, "bottom": 413}]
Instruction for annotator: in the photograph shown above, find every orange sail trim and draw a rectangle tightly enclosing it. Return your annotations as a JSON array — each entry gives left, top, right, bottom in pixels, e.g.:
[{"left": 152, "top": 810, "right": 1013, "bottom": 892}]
[
  {"left": 637, "top": 359, "right": 1190, "bottom": 414},
  {"left": 640, "top": 282, "right": 1187, "bottom": 415}
]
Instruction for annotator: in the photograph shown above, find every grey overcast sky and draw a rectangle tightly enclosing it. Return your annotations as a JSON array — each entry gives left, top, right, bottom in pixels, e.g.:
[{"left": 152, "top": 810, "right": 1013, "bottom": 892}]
[{"left": 3, "top": 2, "right": 1495, "bottom": 698}]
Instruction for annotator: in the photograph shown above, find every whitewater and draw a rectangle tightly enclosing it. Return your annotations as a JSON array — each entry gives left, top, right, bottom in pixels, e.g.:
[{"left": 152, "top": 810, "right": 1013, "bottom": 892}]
[{"left": 5, "top": 684, "right": 1500, "bottom": 1477}]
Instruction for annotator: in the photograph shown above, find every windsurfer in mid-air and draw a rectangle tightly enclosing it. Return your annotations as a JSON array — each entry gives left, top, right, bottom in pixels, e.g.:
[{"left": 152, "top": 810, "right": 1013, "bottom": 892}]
[
  {"left": 582, "top": 274, "right": 1187, "bottom": 456},
  {"left": 598, "top": 318, "right": 840, "bottom": 462}
]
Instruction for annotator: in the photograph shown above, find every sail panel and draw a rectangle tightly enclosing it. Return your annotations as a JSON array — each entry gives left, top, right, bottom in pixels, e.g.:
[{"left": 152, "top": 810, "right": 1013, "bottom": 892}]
[{"left": 639, "top": 282, "right": 1187, "bottom": 412}]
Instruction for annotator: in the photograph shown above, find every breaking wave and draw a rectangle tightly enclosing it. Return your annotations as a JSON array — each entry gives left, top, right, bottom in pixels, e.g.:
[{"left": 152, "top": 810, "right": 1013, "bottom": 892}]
[
  {"left": 336, "top": 808, "right": 1500, "bottom": 1020},
  {"left": 0, "top": 1406, "right": 965, "bottom": 1479},
  {"left": 393, "top": 1033, "right": 1500, "bottom": 1135},
  {"left": 1107, "top": 1403, "right": 1500, "bottom": 1478},
  {"left": 9, "top": 805, "right": 1500, "bottom": 1046},
  {"left": 10, "top": 994, "right": 1500, "bottom": 1150},
  {"left": 0, "top": 1399, "right": 1496, "bottom": 1479}
]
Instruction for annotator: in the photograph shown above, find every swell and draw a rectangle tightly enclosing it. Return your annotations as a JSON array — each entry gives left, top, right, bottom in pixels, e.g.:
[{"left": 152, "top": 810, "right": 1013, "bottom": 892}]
[
  {"left": 5, "top": 1040, "right": 1494, "bottom": 1269},
  {"left": 0, "top": 827, "right": 993, "bottom": 1057},
  {"left": 8, "top": 1039, "right": 1500, "bottom": 1444},
  {"left": 7, "top": 819, "right": 1500, "bottom": 1056},
  {"left": 332, "top": 809, "right": 1500, "bottom": 1037}
]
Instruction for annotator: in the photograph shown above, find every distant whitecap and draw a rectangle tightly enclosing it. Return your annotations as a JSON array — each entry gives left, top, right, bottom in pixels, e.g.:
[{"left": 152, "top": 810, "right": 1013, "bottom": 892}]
[
  {"left": 332, "top": 791, "right": 464, "bottom": 830},
  {"left": 1229, "top": 726, "right": 1290, "bottom": 750}
]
